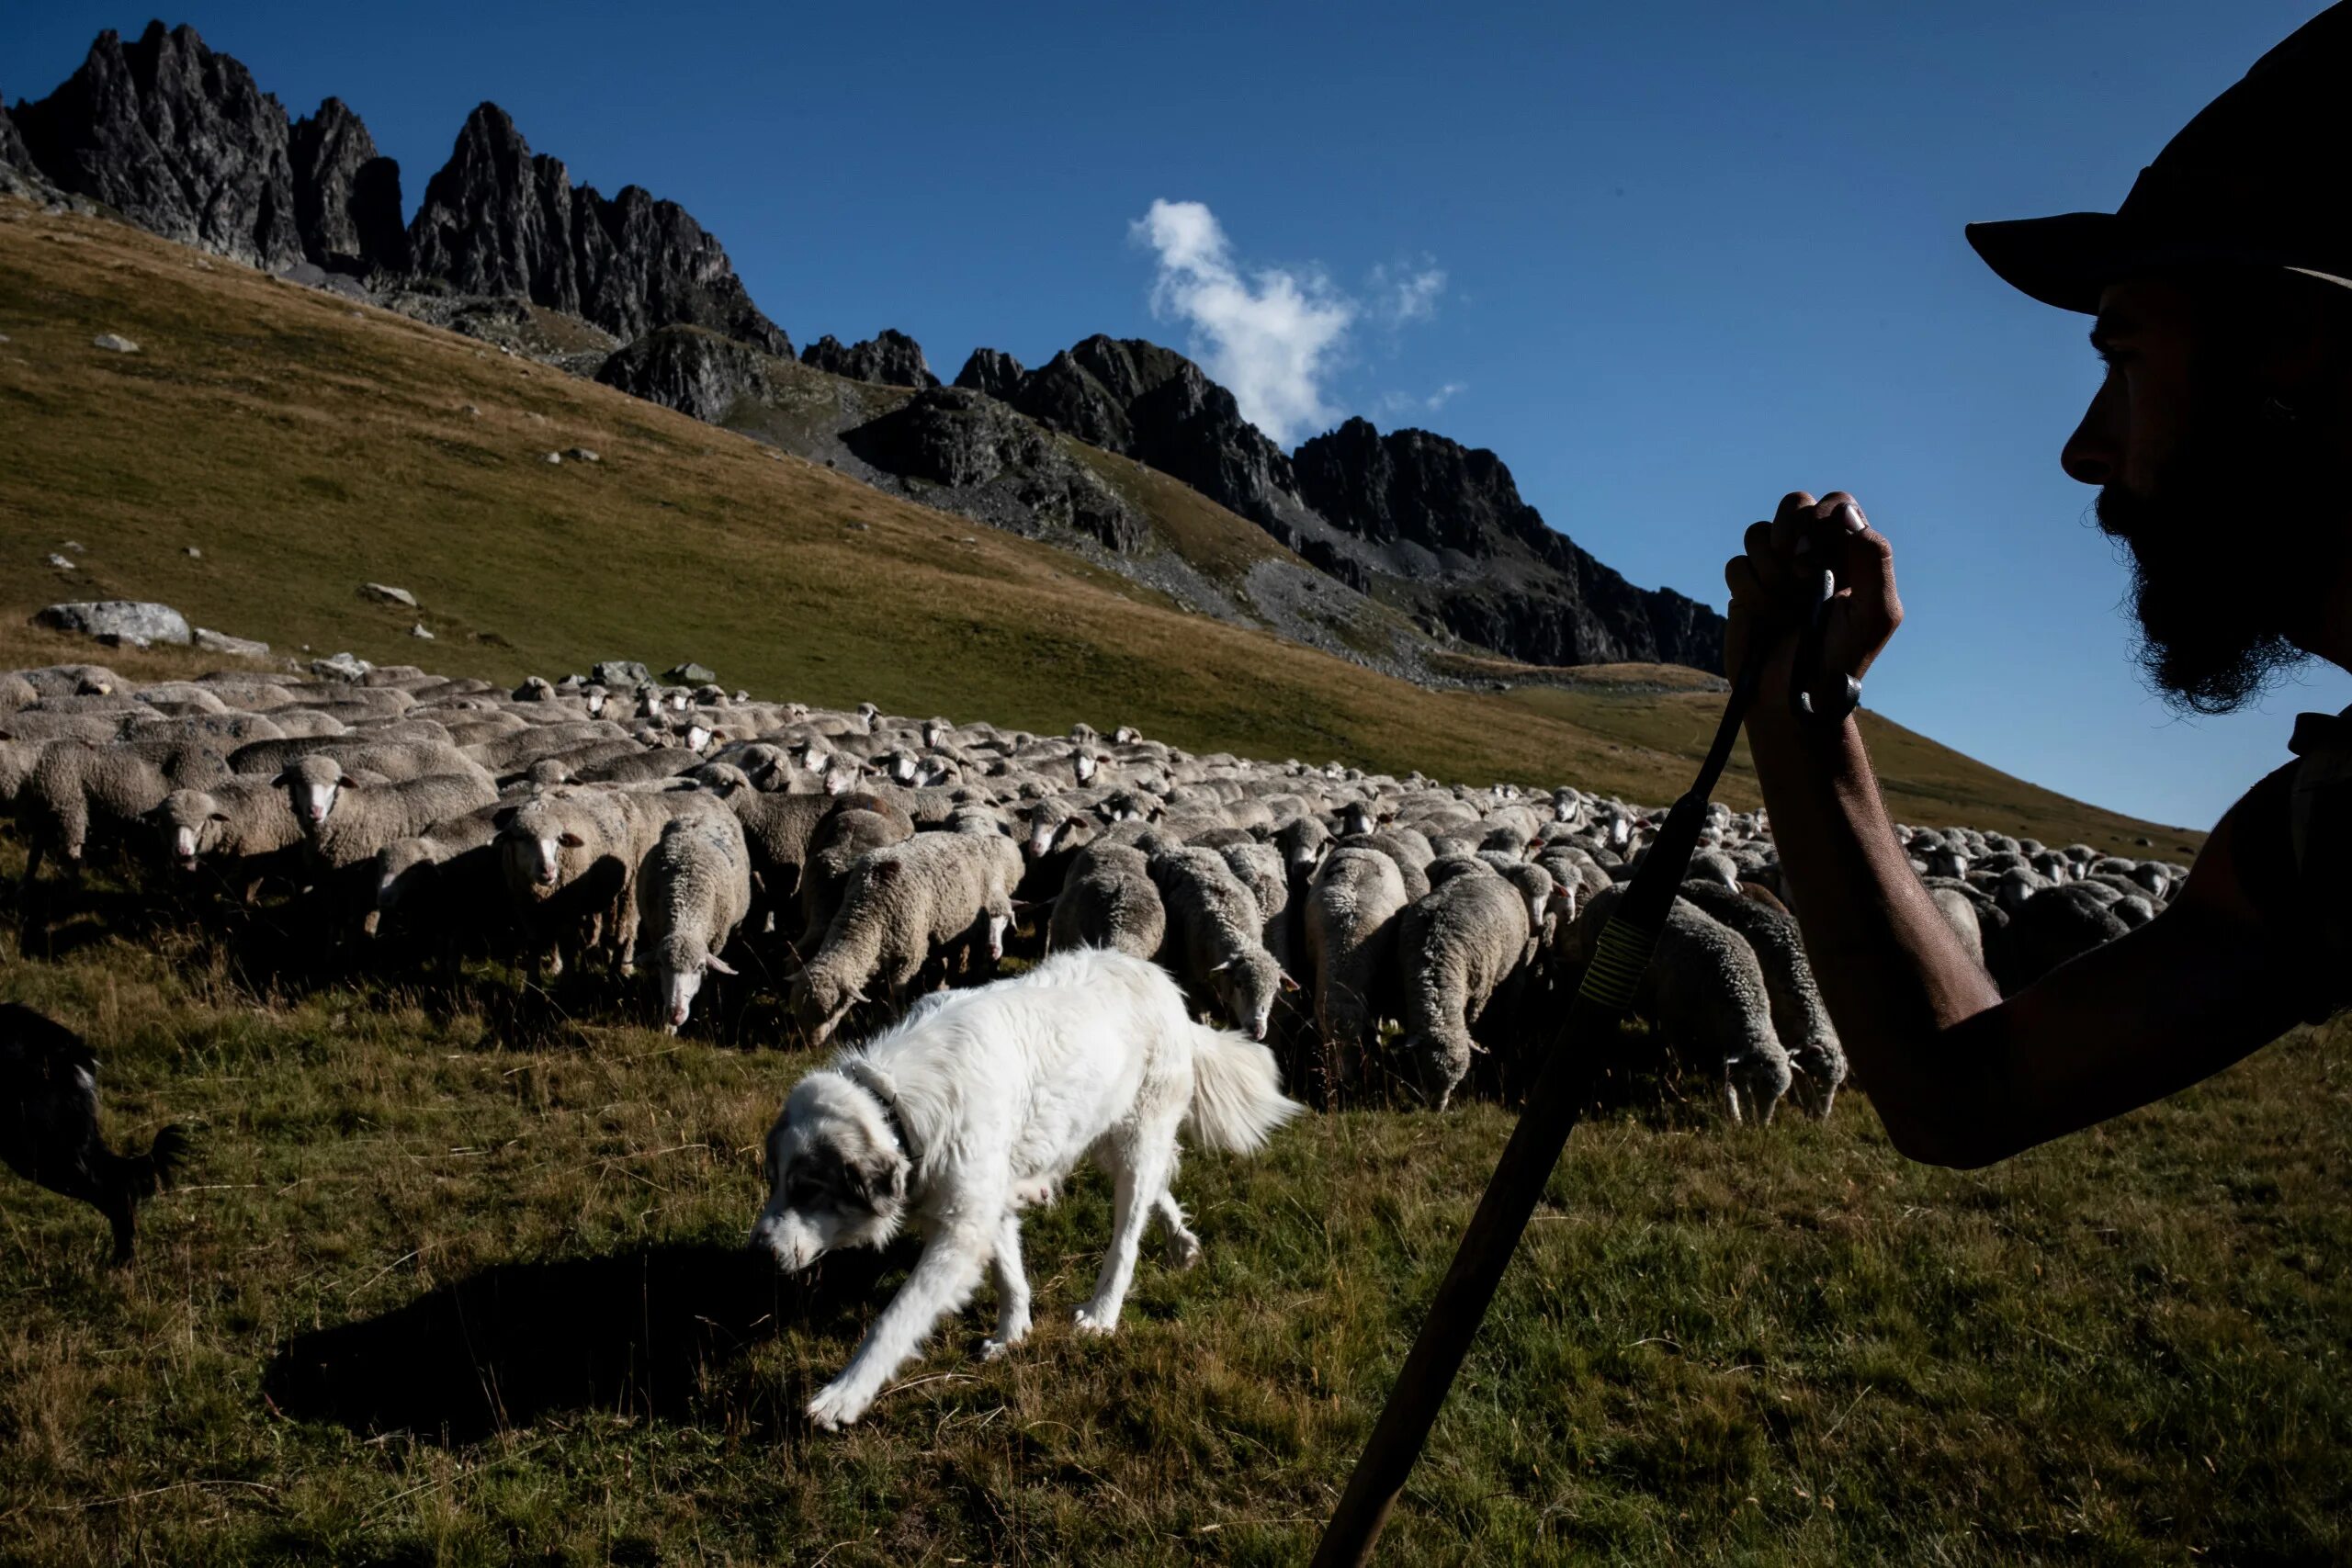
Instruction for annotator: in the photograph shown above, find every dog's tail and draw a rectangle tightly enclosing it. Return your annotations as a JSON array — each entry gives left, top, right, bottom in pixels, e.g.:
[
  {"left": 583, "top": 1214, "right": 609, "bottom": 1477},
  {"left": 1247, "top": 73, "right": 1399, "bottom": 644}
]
[
  {"left": 107, "top": 1124, "right": 191, "bottom": 1202},
  {"left": 1183, "top": 1024, "right": 1303, "bottom": 1154}
]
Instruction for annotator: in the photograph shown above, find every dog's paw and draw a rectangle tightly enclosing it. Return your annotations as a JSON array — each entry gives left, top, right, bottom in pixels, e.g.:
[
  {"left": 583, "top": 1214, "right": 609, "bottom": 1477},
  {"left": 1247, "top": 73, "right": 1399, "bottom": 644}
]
[
  {"left": 1166, "top": 1234, "right": 1204, "bottom": 1272},
  {"left": 805, "top": 1382, "right": 865, "bottom": 1431},
  {"left": 1072, "top": 1303, "right": 1119, "bottom": 1337}
]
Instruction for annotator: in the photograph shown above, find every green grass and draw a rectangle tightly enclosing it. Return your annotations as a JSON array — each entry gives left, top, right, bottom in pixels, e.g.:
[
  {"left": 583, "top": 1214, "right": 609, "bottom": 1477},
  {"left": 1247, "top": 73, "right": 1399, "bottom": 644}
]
[
  {"left": 0, "top": 199, "right": 2191, "bottom": 857},
  {"left": 0, "top": 870, "right": 2343, "bottom": 1565}
]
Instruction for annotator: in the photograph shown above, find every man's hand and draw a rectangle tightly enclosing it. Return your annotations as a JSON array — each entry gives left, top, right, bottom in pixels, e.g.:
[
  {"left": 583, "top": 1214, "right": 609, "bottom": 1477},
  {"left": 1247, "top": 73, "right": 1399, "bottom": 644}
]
[{"left": 1723, "top": 491, "right": 1905, "bottom": 710}]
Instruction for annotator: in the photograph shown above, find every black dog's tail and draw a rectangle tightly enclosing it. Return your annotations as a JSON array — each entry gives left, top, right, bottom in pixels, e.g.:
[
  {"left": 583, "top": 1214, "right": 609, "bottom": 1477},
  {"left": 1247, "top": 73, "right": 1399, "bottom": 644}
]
[
  {"left": 96, "top": 1126, "right": 190, "bottom": 1264},
  {"left": 126, "top": 1124, "right": 192, "bottom": 1196}
]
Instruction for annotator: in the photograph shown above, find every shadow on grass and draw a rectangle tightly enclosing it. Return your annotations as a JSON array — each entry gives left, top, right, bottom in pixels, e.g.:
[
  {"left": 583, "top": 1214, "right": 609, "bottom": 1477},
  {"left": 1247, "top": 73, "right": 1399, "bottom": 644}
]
[{"left": 262, "top": 1240, "right": 910, "bottom": 1443}]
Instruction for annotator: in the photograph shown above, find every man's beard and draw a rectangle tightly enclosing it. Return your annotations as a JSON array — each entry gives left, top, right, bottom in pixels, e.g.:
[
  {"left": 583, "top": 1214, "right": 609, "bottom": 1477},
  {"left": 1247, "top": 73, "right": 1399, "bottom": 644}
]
[{"left": 2093, "top": 386, "right": 2335, "bottom": 716}]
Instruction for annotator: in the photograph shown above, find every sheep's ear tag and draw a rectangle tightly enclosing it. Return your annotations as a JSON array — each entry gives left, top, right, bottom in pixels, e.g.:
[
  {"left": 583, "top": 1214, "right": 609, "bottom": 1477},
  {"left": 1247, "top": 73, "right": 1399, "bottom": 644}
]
[
  {"left": 1279, "top": 972, "right": 1301, "bottom": 994},
  {"left": 558, "top": 830, "right": 586, "bottom": 848}
]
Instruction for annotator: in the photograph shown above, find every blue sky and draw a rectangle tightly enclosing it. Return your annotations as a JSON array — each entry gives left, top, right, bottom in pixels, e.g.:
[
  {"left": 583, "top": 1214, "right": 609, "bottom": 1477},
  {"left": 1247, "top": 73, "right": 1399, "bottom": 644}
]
[{"left": 9, "top": 1, "right": 2349, "bottom": 830}]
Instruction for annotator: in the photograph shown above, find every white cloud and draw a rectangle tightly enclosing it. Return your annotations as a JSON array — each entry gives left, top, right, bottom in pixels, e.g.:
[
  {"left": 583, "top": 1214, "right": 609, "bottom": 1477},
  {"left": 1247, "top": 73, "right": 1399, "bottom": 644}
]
[
  {"left": 1424, "top": 380, "right": 1465, "bottom": 411},
  {"left": 1372, "top": 261, "right": 1448, "bottom": 325},
  {"left": 1375, "top": 382, "right": 1468, "bottom": 422},
  {"left": 1131, "top": 199, "right": 1357, "bottom": 446}
]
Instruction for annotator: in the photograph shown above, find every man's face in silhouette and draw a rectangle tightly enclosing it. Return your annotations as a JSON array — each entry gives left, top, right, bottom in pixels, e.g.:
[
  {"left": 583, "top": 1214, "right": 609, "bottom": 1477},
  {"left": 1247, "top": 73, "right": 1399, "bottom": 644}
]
[{"left": 2065, "top": 276, "right": 2342, "bottom": 714}]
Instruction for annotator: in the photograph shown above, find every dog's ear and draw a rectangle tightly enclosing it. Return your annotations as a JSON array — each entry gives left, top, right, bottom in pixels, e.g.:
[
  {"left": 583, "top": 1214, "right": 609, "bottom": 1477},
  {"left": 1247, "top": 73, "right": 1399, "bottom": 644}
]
[{"left": 843, "top": 1148, "right": 910, "bottom": 1210}]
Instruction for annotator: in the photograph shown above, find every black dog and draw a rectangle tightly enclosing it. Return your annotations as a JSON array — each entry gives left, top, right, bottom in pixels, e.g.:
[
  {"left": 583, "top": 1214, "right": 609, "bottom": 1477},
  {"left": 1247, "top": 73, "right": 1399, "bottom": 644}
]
[{"left": 1, "top": 1003, "right": 187, "bottom": 1263}]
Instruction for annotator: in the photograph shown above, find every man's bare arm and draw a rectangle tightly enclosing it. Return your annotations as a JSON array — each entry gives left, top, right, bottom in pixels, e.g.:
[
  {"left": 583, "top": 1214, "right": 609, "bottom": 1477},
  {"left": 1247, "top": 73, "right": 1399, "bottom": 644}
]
[
  {"left": 1728, "top": 490, "right": 2312, "bottom": 1168},
  {"left": 1751, "top": 700, "right": 2307, "bottom": 1168}
]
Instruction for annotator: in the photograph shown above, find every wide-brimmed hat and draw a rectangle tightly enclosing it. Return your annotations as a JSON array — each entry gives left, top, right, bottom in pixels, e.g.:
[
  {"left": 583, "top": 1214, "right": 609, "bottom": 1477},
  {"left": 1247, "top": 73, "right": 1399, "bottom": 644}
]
[{"left": 1967, "top": 3, "right": 2352, "bottom": 313}]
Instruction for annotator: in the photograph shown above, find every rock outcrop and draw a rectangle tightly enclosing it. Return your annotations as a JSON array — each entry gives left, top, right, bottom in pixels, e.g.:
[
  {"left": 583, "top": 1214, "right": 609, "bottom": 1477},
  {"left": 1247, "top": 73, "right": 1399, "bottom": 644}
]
[
  {"left": 406, "top": 103, "right": 787, "bottom": 355},
  {"left": 0, "top": 102, "right": 62, "bottom": 203},
  {"left": 37, "top": 599, "right": 193, "bottom": 647},
  {"left": 953, "top": 347, "right": 1025, "bottom": 400},
  {"left": 842, "top": 388, "right": 1147, "bottom": 553},
  {"left": 801, "top": 330, "right": 941, "bottom": 389},
  {"left": 1292, "top": 418, "right": 1724, "bottom": 670},
  {"left": 978, "top": 341, "right": 1725, "bottom": 671},
  {"left": 594, "top": 325, "right": 778, "bottom": 423},
  {"left": 288, "top": 96, "right": 404, "bottom": 276},
  {"left": 10, "top": 22, "right": 302, "bottom": 270}
]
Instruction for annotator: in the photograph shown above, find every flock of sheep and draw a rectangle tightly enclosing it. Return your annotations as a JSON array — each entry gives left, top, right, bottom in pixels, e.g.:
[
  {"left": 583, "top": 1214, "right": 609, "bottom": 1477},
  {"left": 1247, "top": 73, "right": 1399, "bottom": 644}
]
[{"left": 1, "top": 655, "right": 2188, "bottom": 1127}]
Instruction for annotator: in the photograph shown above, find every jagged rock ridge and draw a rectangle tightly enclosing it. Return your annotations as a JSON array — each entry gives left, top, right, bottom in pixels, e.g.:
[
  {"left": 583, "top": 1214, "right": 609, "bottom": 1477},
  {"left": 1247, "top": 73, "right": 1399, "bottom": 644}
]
[
  {"left": 9, "top": 31, "right": 786, "bottom": 355},
  {"left": 404, "top": 103, "right": 787, "bottom": 355},
  {"left": 957, "top": 343, "right": 1726, "bottom": 671},
  {"left": 10, "top": 22, "right": 301, "bottom": 270},
  {"left": 801, "top": 330, "right": 939, "bottom": 389},
  {"left": 288, "top": 96, "right": 404, "bottom": 276}
]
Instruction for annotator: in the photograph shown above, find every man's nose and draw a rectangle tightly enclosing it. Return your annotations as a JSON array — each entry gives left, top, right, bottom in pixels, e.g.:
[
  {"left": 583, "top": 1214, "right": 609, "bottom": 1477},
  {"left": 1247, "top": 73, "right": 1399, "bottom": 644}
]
[{"left": 2061, "top": 381, "right": 2121, "bottom": 487}]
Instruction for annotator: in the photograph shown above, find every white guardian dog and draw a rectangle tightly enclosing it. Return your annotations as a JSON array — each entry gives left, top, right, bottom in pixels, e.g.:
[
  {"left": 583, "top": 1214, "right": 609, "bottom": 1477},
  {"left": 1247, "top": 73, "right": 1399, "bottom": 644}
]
[{"left": 752, "top": 947, "right": 1301, "bottom": 1429}]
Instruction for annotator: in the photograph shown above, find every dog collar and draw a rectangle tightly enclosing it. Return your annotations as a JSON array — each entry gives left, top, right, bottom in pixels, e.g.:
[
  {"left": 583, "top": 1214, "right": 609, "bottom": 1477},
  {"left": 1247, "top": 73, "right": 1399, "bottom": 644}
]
[{"left": 839, "top": 1057, "right": 922, "bottom": 1166}]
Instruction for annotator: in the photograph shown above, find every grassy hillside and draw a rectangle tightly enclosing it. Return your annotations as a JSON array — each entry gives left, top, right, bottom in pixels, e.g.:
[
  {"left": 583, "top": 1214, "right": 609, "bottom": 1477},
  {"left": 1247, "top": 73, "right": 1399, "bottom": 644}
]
[{"left": 0, "top": 199, "right": 2193, "bottom": 856}]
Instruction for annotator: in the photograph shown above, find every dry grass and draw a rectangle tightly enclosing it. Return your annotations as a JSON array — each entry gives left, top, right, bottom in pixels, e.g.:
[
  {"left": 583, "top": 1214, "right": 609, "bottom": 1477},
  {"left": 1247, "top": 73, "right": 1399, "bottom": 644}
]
[
  {"left": 0, "top": 199, "right": 2188, "bottom": 856},
  {"left": 0, "top": 861, "right": 2341, "bottom": 1564}
]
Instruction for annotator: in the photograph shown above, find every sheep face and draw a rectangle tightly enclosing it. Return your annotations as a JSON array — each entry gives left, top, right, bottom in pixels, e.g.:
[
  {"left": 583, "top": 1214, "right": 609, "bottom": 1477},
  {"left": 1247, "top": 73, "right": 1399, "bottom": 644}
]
[
  {"left": 503, "top": 824, "right": 585, "bottom": 889},
  {"left": 655, "top": 937, "right": 736, "bottom": 1033},
  {"left": 153, "top": 790, "right": 226, "bottom": 868},
  {"left": 1073, "top": 750, "right": 1097, "bottom": 784},
  {"left": 790, "top": 967, "right": 866, "bottom": 1047},
  {"left": 281, "top": 757, "right": 344, "bottom": 827},
  {"left": 1724, "top": 1050, "right": 1794, "bottom": 1126},
  {"left": 1399, "top": 1029, "right": 1474, "bottom": 1111},
  {"left": 1784, "top": 1058, "right": 1841, "bottom": 1121},
  {"left": 1026, "top": 811, "right": 1071, "bottom": 861},
  {"left": 1212, "top": 950, "right": 1285, "bottom": 1043}
]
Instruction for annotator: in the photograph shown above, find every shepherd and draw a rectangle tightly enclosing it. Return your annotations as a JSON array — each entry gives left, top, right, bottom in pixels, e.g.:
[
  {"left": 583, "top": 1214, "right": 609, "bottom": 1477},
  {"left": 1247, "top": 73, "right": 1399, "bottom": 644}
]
[{"left": 1724, "top": 3, "right": 2352, "bottom": 1167}]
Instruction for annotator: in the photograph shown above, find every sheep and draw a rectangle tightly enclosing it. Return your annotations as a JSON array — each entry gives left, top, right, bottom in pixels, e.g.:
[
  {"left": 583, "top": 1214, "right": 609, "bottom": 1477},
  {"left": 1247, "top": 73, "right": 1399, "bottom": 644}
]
[
  {"left": 1149, "top": 847, "right": 1286, "bottom": 1043},
  {"left": 790, "top": 830, "right": 1023, "bottom": 1046},
  {"left": 1, "top": 1003, "right": 189, "bottom": 1265},
  {"left": 1047, "top": 842, "right": 1168, "bottom": 959},
  {"left": 636, "top": 812, "right": 754, "bottom": 1033},
  {"left": 1215, "top": 840, "right": 1294, "bottom": 973},
  {"left": 1556, "top": 886, "right": 1793, "bottom": 1124},
  {"left": 370, "top": 801, "right": 514, "bottom": 972},
  {"left": 12, "top": 738, "right": 230, "bottom": 885},
  {"left": 1394, "top": 862, "right": 1534, "bottom": 1110},
  {"left": 278, "top": 756, "right": 499, "bottom": 870},
  {"left": 1676, "top": 879, "right": 1846, "bottom": 1119},
  {"left": 793, "top": 799, "right": 919, "bottom": 961},
  {"left": 2001, "top": 883, "right": 2133, "bottom": 991},
  {"left": 1302, "top": 845, "right": 1411, "bottom": 1097},
  {"left": 495, "top": 789, "right": 639, "bottom": 979},
  {"left": 151, "top": 778, "right": 307, "bottom": 903}
]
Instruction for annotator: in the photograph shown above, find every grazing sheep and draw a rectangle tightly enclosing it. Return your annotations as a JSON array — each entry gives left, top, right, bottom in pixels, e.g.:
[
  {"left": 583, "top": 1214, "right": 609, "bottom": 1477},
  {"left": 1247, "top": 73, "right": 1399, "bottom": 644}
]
[
  {"left": 1395, "top": 862, "right": 1534, "bottom": 1110},
  {"left": 2001, "top": 883, "right": 2133, "bottom": 991},
  {"left": 1302, "top": 845, "right": 1411, "bottom": 1096},
  {"left": 1677, "top": 880, "right": 1846, "bottom": 1119},
  {"left": 636, "top": 813, "right": 754, "bottom": 1033},
  {"left": 1149, "top": 847, "right": 1285, "bottom": 1042},
  {"left": 370, "top": 802, "right": 513, "bottom": 970},
  {"left": 1557, "top": 886, "right": 1793, "bottom": 1124},
  {"left": 1215, "top": 840, "right": 1294, "bottom": 972},
  {"left": 1048, "top": 842, "right": 1168, "bottom": 959},
  {"left": 791, "top": 831, "right": 1023, "bottom": 1046},
  {"left": 1, "top": 1003, "right": 188, "bottom": 1264},
  {"left": 794, "top": 801, "right": 919, "bottom": 961}
]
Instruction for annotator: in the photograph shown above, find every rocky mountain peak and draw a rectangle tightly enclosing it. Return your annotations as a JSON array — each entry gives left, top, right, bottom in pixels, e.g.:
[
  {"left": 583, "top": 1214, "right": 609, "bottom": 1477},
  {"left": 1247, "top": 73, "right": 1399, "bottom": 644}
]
[
  {"left": 406, "top": 101, "right": 787, "bottom": 355},
  {"left": 954, "top": 347, "right": 1025, "bottom": 400},
  {"left": 288, "top": 96, "right": 404, "bottom": 276},
  {"left": 801, "top": 329, "right": 941, "bottom": 388},
  {"left": 11, "top": 20, "right": 302, "bottom": 270}
]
